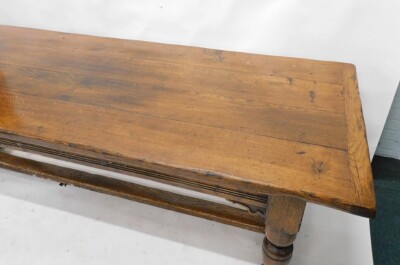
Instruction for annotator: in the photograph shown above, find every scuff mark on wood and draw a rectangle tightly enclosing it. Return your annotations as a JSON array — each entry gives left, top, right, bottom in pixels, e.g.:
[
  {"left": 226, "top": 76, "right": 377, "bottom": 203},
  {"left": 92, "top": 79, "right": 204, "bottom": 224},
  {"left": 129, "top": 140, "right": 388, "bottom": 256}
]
[
  {"left": 58, "top": 94, "right": 72, "bottom": 101},
  {"left": 204, "top": 49, "right": 225, "bottom": 62}
]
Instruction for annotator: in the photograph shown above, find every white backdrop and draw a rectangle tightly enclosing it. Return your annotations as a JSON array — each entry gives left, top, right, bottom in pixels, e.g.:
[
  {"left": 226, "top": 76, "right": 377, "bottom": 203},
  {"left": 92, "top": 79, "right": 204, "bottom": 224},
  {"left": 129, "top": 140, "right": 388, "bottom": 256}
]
[{"left": 0, "top": 1, "right": 399, "bottom": 264}]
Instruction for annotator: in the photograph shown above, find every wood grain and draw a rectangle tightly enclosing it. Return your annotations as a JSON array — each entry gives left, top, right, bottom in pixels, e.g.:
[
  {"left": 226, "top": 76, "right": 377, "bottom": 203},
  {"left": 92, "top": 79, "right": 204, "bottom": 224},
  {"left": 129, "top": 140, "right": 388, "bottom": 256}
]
[
  {"left": 263, "top": 196, "right": 306, "bottom": 265},
  {"left": 0, "top": 62, "right": 347, "bottom": 149},
  {"left": 0, "top": 150, "right": 266, "bottom": 232},
  {"left": 265, "top": 196, "right": 306, "bottom": 246},
  {"left": 342, "top": 65, "right": 376, "bottom": 215},
  {"left": 0, "top": 25, "right": 375, "bottom": 217},
  {"left": 0, "top": 25, "right": 345, "bottom": 84}
]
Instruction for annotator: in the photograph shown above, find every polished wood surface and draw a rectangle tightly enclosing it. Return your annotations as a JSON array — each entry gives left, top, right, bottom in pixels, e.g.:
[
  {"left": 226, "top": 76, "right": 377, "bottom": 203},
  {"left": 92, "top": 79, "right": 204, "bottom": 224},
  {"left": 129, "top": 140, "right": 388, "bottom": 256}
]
[{"left": 0, "top": 25, "right": 375, "bottom": 217}]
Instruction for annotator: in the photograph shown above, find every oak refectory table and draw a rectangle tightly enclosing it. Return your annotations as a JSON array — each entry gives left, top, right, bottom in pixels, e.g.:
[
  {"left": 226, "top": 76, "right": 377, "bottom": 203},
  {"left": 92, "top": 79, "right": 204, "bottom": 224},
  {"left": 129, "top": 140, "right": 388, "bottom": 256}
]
[{"left": 0, "top": 25, "right": 375, "bottom": 264}]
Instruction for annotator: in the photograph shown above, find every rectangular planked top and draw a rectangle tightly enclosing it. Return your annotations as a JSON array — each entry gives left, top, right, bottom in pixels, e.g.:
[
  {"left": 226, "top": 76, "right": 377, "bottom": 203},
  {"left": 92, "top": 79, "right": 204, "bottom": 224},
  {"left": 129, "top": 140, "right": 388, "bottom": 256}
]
[{"left": 0, "top": 25, "right": 375, "bottom": 217}]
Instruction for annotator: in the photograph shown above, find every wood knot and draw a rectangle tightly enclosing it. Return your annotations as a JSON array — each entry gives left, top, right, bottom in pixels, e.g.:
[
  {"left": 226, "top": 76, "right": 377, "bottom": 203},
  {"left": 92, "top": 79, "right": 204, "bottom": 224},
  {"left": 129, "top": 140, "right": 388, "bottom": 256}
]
[
  {"left": 309, "top": 90, "right": 316, "bottom": 102},
  {"left": 312, "top": 160, "right": 326, "bottom": 174}
]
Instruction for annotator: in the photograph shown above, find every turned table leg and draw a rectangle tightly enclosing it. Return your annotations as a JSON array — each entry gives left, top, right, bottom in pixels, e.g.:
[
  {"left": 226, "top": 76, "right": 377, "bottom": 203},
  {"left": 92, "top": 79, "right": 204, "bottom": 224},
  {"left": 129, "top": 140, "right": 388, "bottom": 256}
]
[{"left": 263, "top": 196, "right": 306, "bottom": 265}]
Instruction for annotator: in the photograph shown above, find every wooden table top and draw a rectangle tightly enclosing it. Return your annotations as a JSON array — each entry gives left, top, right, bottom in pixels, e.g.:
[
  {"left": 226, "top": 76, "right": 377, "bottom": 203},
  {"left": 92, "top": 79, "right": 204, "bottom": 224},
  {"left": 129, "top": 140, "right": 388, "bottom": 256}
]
[{"left": 0, "top": 25, "right": 375, "bottom": 217}]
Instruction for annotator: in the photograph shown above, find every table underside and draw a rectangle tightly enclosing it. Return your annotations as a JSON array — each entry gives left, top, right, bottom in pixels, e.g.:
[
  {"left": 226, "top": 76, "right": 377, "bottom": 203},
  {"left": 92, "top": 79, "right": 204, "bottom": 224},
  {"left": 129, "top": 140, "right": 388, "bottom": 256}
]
[{"left": 0, "top": 144, "right": 266, "bottom": 233}]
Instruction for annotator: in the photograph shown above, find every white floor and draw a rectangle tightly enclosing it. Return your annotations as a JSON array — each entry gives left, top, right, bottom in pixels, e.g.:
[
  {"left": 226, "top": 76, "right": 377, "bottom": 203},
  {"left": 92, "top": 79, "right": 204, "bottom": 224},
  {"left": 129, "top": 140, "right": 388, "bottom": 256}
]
[{"left": 0, "top": 158, "right": 373, "bottom": 265}]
